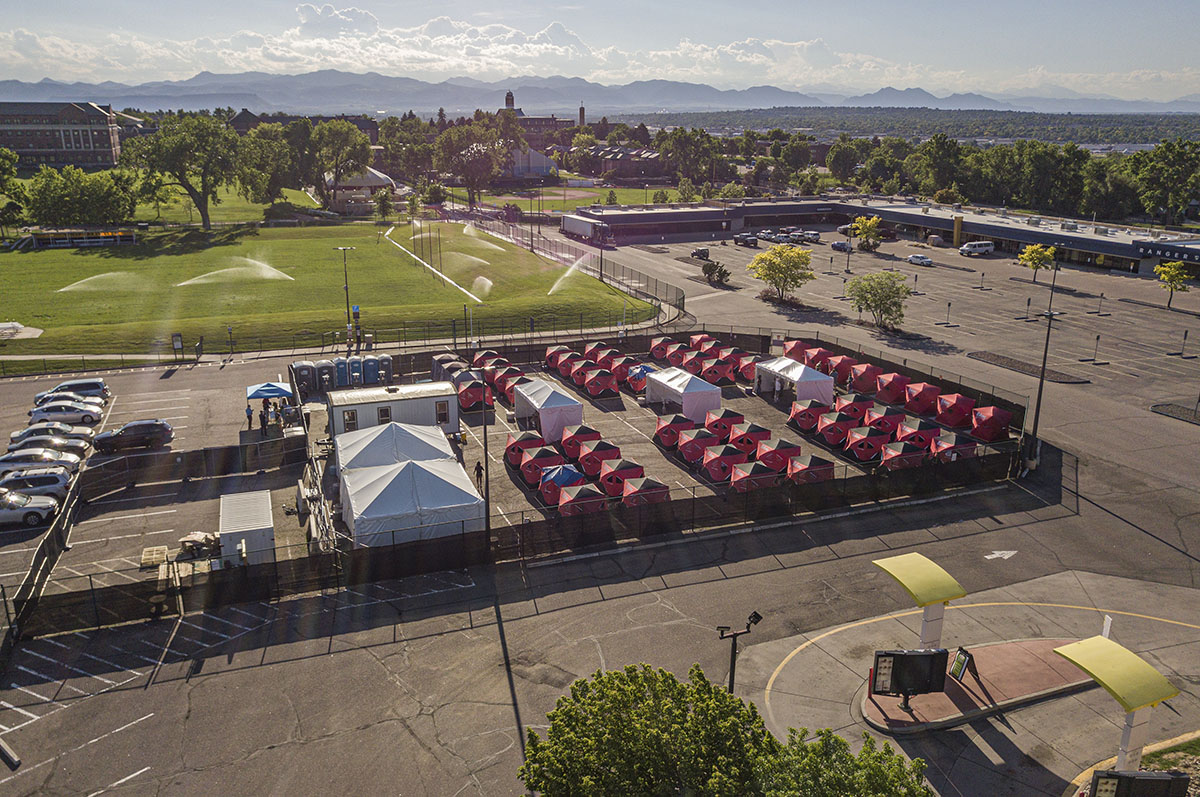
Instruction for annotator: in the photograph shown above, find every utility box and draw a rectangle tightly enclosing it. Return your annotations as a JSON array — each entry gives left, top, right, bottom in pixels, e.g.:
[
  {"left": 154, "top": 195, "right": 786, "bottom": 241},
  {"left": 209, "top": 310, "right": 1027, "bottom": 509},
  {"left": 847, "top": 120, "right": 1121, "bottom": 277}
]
[{"left": 218, "top": 491, "right": 276, "bottom": 567}]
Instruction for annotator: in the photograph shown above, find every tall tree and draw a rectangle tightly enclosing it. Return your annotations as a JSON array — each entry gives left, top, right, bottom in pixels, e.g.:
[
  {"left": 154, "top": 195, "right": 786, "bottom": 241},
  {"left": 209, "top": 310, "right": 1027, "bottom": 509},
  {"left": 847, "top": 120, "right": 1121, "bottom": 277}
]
[
  {"left": 852, "top": 215, "right": 883, "bottom": 252},
  {"left": 846, "top": 271, "right": 913, "bottom": 327},
  {"left": 433, "top": 124, "right": 504, "bottom": 207},
  {"left": 758, "top": 728, "right": 931, "bottom": 796},
  {"left": 747, "top": 244, "right": 815, "bottom": 300},
  {"left": 0, "top": 146, "right": 16, "bottom": 198},
  {"left": 236, "top": 122, "right": 294, "bottom": 205},
  {"left": 1128, "top": 138, "right": 1200, "bottom": 225},
  {"left": 918, "top": 133, "right": 962, "bottom": 191},
  {"left": 676, "top": 177, "right": 698, "bottom": 203},
  {"left": 121, "top": 114, "right": 239, "bottom": 230},
  {"left": 1154, "top": 261, "right": 1192, "bottom": 309},
  {"left": 311, "top": 119, "right": 372, "bottom": 208},
  {"left": 1018, "top": 243, "right": 1056, "bottom": 283},
  {"left": 825, "top": 141, "right": 858, "bottom": 182},
  {"left": 284, "top": 118, "right": 318, "bottom": 189}
]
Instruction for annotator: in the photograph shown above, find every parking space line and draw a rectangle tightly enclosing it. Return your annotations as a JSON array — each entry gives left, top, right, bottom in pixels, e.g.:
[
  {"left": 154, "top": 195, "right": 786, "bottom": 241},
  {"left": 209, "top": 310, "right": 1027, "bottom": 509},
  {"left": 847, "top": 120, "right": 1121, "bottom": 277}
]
[
  {"left": 25, "top": 650, "right": 116, "bottom": 685},
  {"left": 0, "top": 713, "right": 153, "bottom": 786},
  {"left": 178, "top": 619, "right": 232, "bottom": 640},
  {"left": 10, "top": 683, "right": 55, "bottom": 704},
  {"left": 101, "top": 645, "right": 163, "bottom": 668},
  {"left": 16, "top": 665, "right": 87, "bottom": 695},
  {"left": 78, "top": 509, "right": 176, "bottom": 525},
  {"left": 0, "top": 700, "right": 39, "bottom": 721},
  {"left": 75, "top": 650, "right": 143, "bottom": 678},
  {"left": 74, "top": 528, "right": 177, "bottom": 544},
  {"left": 124, "top": 389, "right": 190, "bottom": 397},
  {"left": 228, "top": 606, "right": 268, "bottom": 622},
  {"left": 88, "top": 766, "right": 151, "bottom": 797},
  {"left": 93, "top": 492, "right": 179, "bottom": 505},
  {"left": 201, "top": 613, "right": 254, "bottom": 631}
]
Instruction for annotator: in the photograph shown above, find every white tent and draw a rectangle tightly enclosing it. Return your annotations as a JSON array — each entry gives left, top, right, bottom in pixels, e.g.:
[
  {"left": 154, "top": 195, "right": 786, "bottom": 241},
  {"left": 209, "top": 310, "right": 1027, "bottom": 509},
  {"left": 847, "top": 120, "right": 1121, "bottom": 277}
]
[
  {"left": 754, "top": 356, "right": 835, "bottom": 404},
  {"left": 339, "top": 459, "right": 484, "bottom": 546},
  {"left": 645, "top": 366, "right": 722, "bottom": 422},
  {"left": 334, "top": 422, "right": 455, "bottom": 472},
  {"left": 513, "top": 379, "right": 583, "bottom": 441}
]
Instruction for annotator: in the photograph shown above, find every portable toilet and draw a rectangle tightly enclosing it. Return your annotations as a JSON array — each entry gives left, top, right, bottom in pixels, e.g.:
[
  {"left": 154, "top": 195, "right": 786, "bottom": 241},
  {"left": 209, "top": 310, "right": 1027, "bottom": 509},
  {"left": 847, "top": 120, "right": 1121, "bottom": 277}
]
[
  {"left": 334, "top": 357, "right": 350, "bottom": 387},
  {"left": 292, "top": 361, "right": 316, "bottom": 396},
  {"left": 316, "top": 360, "right": 336, "bottom": 392},
  {"left": 376, "top": 355, "right": 393, "bottom": 384},
  {"left": 348, "top": 356, "right": 364, "bottom": 386},
  {"left": 362, "top": 355, "right": 380, "bottom": 385}
]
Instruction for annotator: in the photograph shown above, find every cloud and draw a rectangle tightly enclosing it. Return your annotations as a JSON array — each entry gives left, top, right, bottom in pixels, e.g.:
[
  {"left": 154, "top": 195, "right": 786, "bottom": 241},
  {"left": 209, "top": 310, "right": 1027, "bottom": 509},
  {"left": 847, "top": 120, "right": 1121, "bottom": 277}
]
[{"left": 0, "top": 8, "right": 1197, "bottom": 100}]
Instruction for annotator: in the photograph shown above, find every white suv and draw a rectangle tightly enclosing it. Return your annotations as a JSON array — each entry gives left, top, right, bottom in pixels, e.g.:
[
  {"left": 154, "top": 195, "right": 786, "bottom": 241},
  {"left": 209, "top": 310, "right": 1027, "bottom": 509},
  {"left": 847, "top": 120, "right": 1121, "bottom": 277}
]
[
  {"left": 34, "top": 378, "right": 111, "bottom": 404},
  {"left": 0, "top": 467, "right": 73, "bottom": 501}
]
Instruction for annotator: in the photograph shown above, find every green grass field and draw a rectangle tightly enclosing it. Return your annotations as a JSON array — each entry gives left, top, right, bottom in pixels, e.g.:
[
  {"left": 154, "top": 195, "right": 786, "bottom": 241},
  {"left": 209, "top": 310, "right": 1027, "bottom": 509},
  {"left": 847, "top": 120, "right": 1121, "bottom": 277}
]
[
  {"left": 451, "top": 185, "right": 660, "bottom": 214},
  {"left": 134, "top": 185, "right": 319, "bottom": 224},
  {"left": 0, "top": 222, "right": 655, "bottom": 354}
]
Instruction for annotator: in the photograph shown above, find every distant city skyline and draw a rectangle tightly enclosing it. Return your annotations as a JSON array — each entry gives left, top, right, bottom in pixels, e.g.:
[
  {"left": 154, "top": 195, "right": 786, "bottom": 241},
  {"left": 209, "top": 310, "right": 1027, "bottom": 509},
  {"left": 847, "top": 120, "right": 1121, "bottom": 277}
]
[{"left": 4, "top": 1, "right": 1200, "bottom": 100}]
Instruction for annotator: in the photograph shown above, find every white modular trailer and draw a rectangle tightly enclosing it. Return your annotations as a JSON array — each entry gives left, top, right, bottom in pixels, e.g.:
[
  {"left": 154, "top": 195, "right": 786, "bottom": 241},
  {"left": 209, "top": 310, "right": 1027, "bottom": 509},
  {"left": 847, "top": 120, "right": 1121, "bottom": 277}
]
[
  {"left": 339, "top": 459, "right": 485, "bottom": 547},
  {"left": 327, "top": 383, "right": 459, "bottom": 436},
  {"left": 753, "top": 357, "right": 835, "bottom": 404},
  {"left": 218, "top": 491, "right": 276, "bottom": 567},
  {"left": 513, "top": 379, "right": 584, "bottom": 442},
  {"left": 644, "top": 366, "right": 722, "bottom": 423}
]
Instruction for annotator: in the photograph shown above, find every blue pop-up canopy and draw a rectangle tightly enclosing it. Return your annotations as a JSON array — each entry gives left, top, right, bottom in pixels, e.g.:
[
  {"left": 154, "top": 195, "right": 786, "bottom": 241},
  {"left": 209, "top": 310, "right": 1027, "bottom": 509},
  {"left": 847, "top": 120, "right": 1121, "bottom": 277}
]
[{"left": 246, "top": 382, "right": 293, "bottom": 400}]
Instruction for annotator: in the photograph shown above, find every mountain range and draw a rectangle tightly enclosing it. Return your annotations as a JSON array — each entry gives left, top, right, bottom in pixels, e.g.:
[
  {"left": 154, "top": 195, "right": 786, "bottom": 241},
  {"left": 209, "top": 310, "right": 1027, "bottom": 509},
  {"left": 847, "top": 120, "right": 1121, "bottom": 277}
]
[{"left": 3, "top": 71, "right": 1200, "bottom": 116}]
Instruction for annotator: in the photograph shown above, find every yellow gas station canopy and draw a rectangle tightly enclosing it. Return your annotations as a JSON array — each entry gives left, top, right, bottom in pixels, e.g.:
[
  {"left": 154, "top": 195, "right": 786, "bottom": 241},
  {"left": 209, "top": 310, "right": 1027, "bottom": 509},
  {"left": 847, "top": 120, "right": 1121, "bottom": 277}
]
[
  {"left": 1054, "top": 636, "right": 1179, "bottom": 713},
  {"left": 872, "top": 552, "right": 966, "bottom": 608}
]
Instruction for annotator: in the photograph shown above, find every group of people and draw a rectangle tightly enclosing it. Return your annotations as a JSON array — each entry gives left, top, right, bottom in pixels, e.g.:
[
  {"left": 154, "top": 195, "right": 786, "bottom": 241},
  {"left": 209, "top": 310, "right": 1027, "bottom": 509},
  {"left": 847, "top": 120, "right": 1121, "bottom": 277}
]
[{"left": 246, "top": 397, "right": 285, "bottom": 437}]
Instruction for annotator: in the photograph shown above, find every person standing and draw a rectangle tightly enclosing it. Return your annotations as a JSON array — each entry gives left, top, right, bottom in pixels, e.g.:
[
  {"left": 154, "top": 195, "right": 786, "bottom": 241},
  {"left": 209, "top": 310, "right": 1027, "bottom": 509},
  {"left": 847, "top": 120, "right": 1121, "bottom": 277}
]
[
  {"left": 474, "top": 460, "right": 484, "bottom": 491},
  {"left": 259, "top": 409, "right": 268, "bottom": 437},
  {"left": 245, "top": 404, "right": 253, "bottom": 430}
]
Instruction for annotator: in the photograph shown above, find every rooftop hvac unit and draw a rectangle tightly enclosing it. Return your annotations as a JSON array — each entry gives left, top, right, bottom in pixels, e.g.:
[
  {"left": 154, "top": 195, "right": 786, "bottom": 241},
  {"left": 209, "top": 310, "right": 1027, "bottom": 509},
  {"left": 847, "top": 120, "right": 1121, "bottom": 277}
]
[
  {"left": 1061, "top": 222, "right": 1077, "bottom": 231},
  {"left": 1027, "top": 217, "right": 1042, "bottom": 226},
  {"left": 1094, "top": 226, "right": 1109, "bottom": 235}
]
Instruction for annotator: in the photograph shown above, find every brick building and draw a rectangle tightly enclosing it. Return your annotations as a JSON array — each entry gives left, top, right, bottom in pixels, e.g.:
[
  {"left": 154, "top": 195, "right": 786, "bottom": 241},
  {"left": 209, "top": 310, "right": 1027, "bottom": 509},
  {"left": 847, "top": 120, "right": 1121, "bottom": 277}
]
[
  {"left": 0, "top": 102, "right": 121, "bottom": 168},
  {"left": 499, "top": 91, "right": 576, "bottom": 149}
]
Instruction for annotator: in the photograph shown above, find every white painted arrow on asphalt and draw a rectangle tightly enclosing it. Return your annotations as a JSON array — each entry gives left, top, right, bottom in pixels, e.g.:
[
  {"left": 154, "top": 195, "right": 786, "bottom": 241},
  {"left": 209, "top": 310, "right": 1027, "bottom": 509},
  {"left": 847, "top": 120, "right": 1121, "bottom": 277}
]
[{"left": 985, "top": 550, "right": 1018, "bottom": 560}]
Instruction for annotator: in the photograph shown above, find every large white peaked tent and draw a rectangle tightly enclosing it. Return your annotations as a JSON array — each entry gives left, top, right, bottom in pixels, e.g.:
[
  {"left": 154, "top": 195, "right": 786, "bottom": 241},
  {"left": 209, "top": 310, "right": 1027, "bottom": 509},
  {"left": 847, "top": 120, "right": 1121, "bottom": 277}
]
[
  {"left": 339, "top": 459, "right": 485, "bottom": 546},
  {"left": 645, "top": 366, "right": 722, "bottom": 422},
  {"left": 513, "top": 379, "right": 583, "bottom": 441},
  {"left": 335, "top": 422, "right": 455, "bottom": 472},
  {"left": 754, "top": 356, "right": 835, "bottom": 404}
]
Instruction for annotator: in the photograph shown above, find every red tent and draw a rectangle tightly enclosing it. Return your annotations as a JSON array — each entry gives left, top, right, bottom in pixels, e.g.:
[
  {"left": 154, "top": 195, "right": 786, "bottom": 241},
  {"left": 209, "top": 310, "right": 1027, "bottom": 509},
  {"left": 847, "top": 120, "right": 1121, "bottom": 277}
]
[
  {"left": 678, "top": 428, "right": 721, "bottom": 465},
  {"left": 803, "top": 347, "right": 834, "bottom": 371},
  {"left": 850, "top": 363, "right": 883, "bottom": 394},
  {"left": 713, "top": 346, "right": 743, "bottom": 363},
  {"left": 558, "top": 483, "right": 607, "bottom": 516},
  {"left": 844, "top": 426, "right": 891, "bottom": 461},
  {"left": 456, "top": 379, "right": 493, "bottom": 411},
  {"left": 705, "top": 408, "right": 745, "bottom": 441},
  {"left": 598, "top": 458, "right": 645, "bottom": 497},
  {"left": 595, "top": 348, "right": 621, "bottom": 369},
  {"left": 788, "top": 454, "right": 836, "bottom": 484},
  {"left": 649, "top": 336, "right": 674, "bottom": 360},
  {"left": 582, "top": 340, "right": 609, "bottom": 360},
  {"left": 490, "top": 365, "right": 523, "bottom": 390},
  {"left": 702, "top": 444, "right": 748, "bottom": 482},
  {"left": 756, "top": 438, "right": 804, "bottom": 471},
  {"left": 690, "top": 333, "right": 716, "bottom": 349},
  {"left": 729, "top": 421, "right": 772, "bottom": 456},
  {"left": 471, "top": 349, "right": 500, "bottom": 367},
  {"left": 971, "top": 406, "right": 1013, "bottom": 442},
  {"left": 627, "top": 365, "right": 657, "bottom": 393},
  {"left": 697, "top": 338, "right": 723, "bottom": 354},
  {"left": 875, "top": 373, "right": 911, "bottom": 404},
  {"left": 904, "top": 382, "right": 941, "bottom": 415},
  {"left": 681, "top": 349, "right": 709, "bottom": 374},
  {"left": 789, "top": 399, "right": 830, "bottom": 432},
  {"left": 442, "top": 361, "right": 470, "bottom": 380},
  {"left": 935, "top": 393, "right": 976, "bottom": 428},
  {"left": 557, "top": 351, "right": 587, "bottom": 378},
  {"left": 578, "top": 439, "right": 622, "bottom": 476},
  {"left": 666, "top": 343, "right": 694, "bottom": 367},
  {"left": 607, "top": 355, "right": 640, "bottom": 383},
  {"left": 897, "top": 418, "right": 941, "bottom": 448},
  {"left": 783, "top": 339, "right": 809, "bottom": 362},
  {"left": 539, "top": 464, "right": 587, "bottom": 506},
  {"left": 560, "top": 424, "right": 602, "bottom": 460},
  {"left": 864, "top": 403, "right": 907, "bottom": 435},
  {"left": 505, "top": 431, "right": 544, "bottom": 467},
  {"left": 570, "top": 359, "right": 599, "bottom": 386},
  {"left": 817, "top": 411, "right": 859, "bottom": 446},
  {"left": 827, "top": 355, "right": 858, "bottom": 385},
  {"left": 834, "top": 392, "right": 875, "bottom": 422},
  {"left": 477, "top": 355, "right": 509, "bottom": 372},
  {"left": 731, "top": 461, "right": 780, "bottom": 492},
  {"left": 700, "top": 358, "right": 736, "bottom": 386},
  {"left": 545, "top": 345, "right": 572, "bottom": 368},
  {"left": 622, "top": 476, "right": 670, "bottom": 507},
  {"left": 503, "top": 375, "right": 534, "bottom": 405},
  {"left": 520, "top": 445, "right": 564, "bottom": 486},
  {"left": 584, "top": 368, "right": 619, "bottom": 398},
  {"left": 737, "top": 354, "right": 768, "bottom": 382},
  {"left": 882, "top": 441, "right": 927, "bottom": 471},
  {"left": 931, "top": 431, "right": 978, "bottom": 462},
  {"left": 654, "top": 414, "right": 695, "bottom": 448}
]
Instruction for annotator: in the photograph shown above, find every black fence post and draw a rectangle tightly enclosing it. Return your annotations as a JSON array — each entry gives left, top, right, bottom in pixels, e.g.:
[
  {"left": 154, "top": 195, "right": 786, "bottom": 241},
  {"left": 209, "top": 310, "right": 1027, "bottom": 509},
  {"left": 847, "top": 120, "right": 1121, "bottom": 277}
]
[{"left": 88, "top": 574, "right": 101, "bottom": 629}]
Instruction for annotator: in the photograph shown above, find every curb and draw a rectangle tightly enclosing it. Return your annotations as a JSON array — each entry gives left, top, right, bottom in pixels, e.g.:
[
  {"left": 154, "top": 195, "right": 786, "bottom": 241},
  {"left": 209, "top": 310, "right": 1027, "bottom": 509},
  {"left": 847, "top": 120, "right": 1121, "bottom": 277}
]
[{"left": 1061, "top": 728, "right": 1200, "bottom": 797}]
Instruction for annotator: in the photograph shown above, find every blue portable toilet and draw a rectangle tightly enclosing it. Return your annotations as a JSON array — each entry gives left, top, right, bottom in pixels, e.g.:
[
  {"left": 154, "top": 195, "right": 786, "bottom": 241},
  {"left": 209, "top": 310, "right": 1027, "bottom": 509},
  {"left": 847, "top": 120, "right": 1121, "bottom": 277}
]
[
  {"left": 348, "top": 356, "right": 364, "bottom": 386},
  {"left": 363, "top": 355, "right": 380, "bottom": 385},
  {"left": 315, "top": 360, "right": 335, "bottom": 392},
  {"left": 334, "top": 357, "right": 350, "bottom": 387},
  {"left": 377, "top": 355, "right": 393, "bottom": 384}
]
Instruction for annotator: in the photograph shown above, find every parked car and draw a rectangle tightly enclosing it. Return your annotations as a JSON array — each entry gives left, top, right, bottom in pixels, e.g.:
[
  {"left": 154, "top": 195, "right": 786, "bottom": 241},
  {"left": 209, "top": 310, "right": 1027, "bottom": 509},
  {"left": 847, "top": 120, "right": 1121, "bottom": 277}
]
[
  {"left": 959, "top": 241, "right": 995, "bottom": 256},
  {"left": 10, "top": 422, "right": 95, "bottom": 445},
  {"left": 0, "top": 490, "right": 58, "bottom": 528},
  {"left": 690, "top": 247, "right": 710, "bottom": 260},
  {"left": 7, "top": 435, "right": 91, "bottom": 457},
  {"left": 733, "top": 233, "right": 758, "bottom": 247},
  {"left": 33, "top": 378, "right": 110, "bottom": 404},
  {"left": 29, "top": 401, "right": 102, "bottom": 425},
  {"left": 33, "top": 391, "right": 105, "bottom": 409},
  {"left": 832, "top": 241, "right": 851, "bottom": 252},
  {"left": 907, "top": 254, "right": 933, "bottom": 266},
  {"left": 802, "top": 231, "right": 821, "bottom": 242},
  {"left": 0, "top": 467, "right": 73, "bottom": 501},
  {"left": 93, "top": 420, "right": 174, "bottom": 454},
  {"left": 0, "top": 448, "right": 82, "bottom": 476},
  {"left": 779, "top": 226, "right": 799, "bottom": 234}
]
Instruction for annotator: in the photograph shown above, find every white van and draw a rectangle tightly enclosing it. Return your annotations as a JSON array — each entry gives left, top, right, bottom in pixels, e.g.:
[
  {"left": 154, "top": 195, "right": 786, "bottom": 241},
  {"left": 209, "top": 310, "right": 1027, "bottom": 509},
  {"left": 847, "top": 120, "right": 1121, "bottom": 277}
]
[{"left": 959, "top": 241, "right": 995, "bottom": 256}]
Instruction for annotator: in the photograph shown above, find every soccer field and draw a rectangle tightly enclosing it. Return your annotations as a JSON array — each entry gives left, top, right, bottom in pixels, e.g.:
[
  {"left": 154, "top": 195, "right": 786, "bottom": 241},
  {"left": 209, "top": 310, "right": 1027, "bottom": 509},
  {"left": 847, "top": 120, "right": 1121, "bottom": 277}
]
[{"left": 0, "top": 222, "right": 655, "bottom": 354}]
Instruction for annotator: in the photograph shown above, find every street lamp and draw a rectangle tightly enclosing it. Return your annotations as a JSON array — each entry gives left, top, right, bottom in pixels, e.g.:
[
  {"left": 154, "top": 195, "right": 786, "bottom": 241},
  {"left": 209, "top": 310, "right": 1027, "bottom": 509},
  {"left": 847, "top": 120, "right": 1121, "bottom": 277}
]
[
  {"left": 717, "top": 611, "right": 762, "bottom": 692},
  {"left": 334, "top": 246, "right": 356, "bottom": 337},
  {"left": 1025, "top": 247, "right": 1064, "bottom": 469}
]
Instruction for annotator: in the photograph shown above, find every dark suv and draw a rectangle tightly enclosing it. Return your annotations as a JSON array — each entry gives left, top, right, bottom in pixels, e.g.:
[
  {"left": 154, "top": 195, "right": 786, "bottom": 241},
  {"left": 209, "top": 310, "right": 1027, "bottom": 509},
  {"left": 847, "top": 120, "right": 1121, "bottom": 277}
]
[{"left": 94, "top": 420, "right": 174, "bottom": 454}]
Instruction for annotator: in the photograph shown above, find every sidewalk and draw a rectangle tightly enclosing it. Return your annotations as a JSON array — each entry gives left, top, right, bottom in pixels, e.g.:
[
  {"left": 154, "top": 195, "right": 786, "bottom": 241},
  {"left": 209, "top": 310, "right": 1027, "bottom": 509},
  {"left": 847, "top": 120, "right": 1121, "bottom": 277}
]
[{"left": 735, "top": 571, "right": 1200, "bottom": 797}]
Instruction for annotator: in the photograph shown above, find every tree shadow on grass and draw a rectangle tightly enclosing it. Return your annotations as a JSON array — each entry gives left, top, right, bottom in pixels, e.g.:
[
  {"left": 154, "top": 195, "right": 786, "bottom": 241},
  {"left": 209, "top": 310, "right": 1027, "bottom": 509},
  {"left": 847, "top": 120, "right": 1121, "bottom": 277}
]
[{"left": 66, "top": 226, "right": 260, "bottom": 260}]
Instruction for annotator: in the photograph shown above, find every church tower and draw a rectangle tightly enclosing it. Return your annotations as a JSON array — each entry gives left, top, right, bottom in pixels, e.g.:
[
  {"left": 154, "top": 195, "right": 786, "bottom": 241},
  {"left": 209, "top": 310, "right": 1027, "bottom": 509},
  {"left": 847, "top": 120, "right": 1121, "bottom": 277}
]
[
  {"left": 578, "top": 103, "right": 585, "bottom": 128},
  {"left": 505, "top": 91, "right": 515, "bottom": 111}
]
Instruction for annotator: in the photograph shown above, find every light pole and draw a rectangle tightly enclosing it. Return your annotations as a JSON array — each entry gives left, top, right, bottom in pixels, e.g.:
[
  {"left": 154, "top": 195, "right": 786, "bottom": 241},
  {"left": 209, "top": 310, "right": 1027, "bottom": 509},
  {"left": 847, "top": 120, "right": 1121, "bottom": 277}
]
[
  {"left": 717, "top": 611, "right": 762, "bottom": 692},
  {"left": 1025, "top": 255, "right": 1063, "bottom": 469},
  {"left": 334, "top": 246, "right": 356, "bottom": 330}
]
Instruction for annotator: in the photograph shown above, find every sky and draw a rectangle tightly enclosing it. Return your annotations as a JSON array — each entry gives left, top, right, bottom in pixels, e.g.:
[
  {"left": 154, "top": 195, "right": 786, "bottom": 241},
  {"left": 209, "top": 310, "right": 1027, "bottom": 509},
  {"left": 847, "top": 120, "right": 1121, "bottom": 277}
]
[{"left": 3, "top": 0, "right": 1200, "bottom": 99}]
